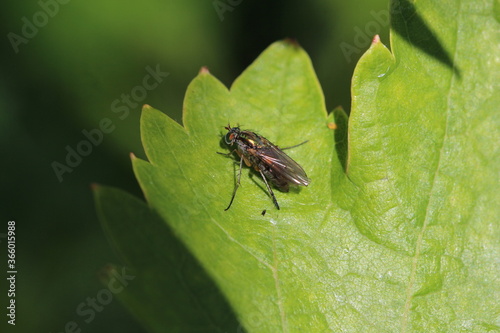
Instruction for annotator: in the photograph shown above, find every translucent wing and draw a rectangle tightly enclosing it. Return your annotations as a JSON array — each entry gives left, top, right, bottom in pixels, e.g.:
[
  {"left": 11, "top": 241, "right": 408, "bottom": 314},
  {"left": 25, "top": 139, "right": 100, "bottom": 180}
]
[{"left": 256, "top": 144, "right": 310, "bottom": 186}]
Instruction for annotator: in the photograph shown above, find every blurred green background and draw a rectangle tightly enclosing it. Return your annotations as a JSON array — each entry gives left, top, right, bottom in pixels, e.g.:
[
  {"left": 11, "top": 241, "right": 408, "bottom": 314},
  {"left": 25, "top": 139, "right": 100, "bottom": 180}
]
[{"left": 0, "top": 0, "right": 387, "bottom": 331}]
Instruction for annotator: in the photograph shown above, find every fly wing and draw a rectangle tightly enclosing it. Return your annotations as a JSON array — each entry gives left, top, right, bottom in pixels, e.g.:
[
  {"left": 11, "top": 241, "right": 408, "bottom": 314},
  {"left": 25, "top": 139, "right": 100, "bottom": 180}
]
[{"left": 257, "top": 144, "right": 310, "bottom": 186}]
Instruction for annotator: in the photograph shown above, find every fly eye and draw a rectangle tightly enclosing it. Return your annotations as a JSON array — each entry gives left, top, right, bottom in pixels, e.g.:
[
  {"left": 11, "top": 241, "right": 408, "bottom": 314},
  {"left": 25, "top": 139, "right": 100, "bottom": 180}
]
[{"left": 224, "top": 133, "right": 234, "bottom": 145}]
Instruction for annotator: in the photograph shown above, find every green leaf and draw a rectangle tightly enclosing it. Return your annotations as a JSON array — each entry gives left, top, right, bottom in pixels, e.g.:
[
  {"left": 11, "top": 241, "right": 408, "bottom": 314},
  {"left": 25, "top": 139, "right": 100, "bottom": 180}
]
[
  {"left": 133, "top": 41, "right": 340, "bottom": 332},
  {"left": 97, "top": 1, "right": 500, "bottom": 331},
  {"left": 93, "top": 185, "right": 240, "bottom": 332}
]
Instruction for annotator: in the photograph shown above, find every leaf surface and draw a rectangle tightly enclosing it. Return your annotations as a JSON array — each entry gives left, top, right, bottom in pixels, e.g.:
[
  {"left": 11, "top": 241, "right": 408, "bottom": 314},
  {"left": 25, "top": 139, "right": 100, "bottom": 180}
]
[{"left": 98, "top": 1, "right": 500, "bottom": 331}]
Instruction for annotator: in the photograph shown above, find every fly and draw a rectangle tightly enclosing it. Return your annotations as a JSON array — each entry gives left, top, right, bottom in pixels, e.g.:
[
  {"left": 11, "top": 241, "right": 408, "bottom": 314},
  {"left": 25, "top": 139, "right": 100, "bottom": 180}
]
[{"left": 218, "top": 125, "right": 310, "bottom": 210}]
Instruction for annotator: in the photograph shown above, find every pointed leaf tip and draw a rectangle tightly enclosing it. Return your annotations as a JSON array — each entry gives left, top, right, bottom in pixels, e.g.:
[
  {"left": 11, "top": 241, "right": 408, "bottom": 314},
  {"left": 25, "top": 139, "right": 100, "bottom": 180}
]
[
  {"left": 90, "top": 183, "right": 100, "bottom": 191},
  {"left": 142, "top": 104, "right": 152, "bottom": 111},
  {"left": 282, "top": 37, "right": 301, "bottom": 48},
  {"left": 97, "top": 264, "right": 118, "bottom": 283},
  {"left": 199, "top": 66, "right": 210, "bottom": 75},
  {"left": 130, "top": 152, "right": 136, "bottom": 160},
  {"left": 372, "top": 35, "right": 381, "bottom": 44}
]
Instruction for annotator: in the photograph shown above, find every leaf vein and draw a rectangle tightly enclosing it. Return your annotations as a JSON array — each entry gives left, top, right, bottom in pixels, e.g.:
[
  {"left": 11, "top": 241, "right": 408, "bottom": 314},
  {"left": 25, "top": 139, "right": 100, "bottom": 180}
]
[{"left": 401, "top": 5, "right": 461, "bottom": 330}]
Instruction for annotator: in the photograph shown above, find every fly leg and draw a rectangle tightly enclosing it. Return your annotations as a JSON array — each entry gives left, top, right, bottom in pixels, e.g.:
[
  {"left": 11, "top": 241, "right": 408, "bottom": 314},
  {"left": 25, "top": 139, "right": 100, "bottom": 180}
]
[
  {"left": 216, "top": 149, "right": 236, "bottom": 157},
  {"left": 258, "top": 169, "right": 280, "bottom": 210},
  {"left": 224, "top": 155, "right": 244, "bottom": 211}
]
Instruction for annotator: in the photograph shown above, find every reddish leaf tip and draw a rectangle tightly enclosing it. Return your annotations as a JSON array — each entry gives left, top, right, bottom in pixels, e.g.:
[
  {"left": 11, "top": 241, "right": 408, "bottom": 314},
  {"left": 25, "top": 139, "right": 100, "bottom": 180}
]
[
  {"left": 199, "top": 66, "right": 210, "bottom": 75},
  {"left": 283, "top": 37, "right": 301, "bottom": 48}
]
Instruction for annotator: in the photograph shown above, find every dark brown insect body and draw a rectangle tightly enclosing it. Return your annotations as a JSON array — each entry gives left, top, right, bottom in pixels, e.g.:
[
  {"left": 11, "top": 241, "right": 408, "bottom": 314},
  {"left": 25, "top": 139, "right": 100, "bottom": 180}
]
[{"left": 219, "top": 125, "right": 310, "bottom": 210}]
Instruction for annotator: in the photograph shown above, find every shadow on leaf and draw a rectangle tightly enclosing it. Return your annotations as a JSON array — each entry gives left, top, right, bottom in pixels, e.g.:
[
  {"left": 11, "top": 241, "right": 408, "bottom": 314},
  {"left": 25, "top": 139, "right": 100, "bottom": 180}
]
[
  {"left": 94, "top": 185, "right": 241, "bottom": 332},
  {"left": 391, "top": 0, "right": 461, "bottom": 77}
]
